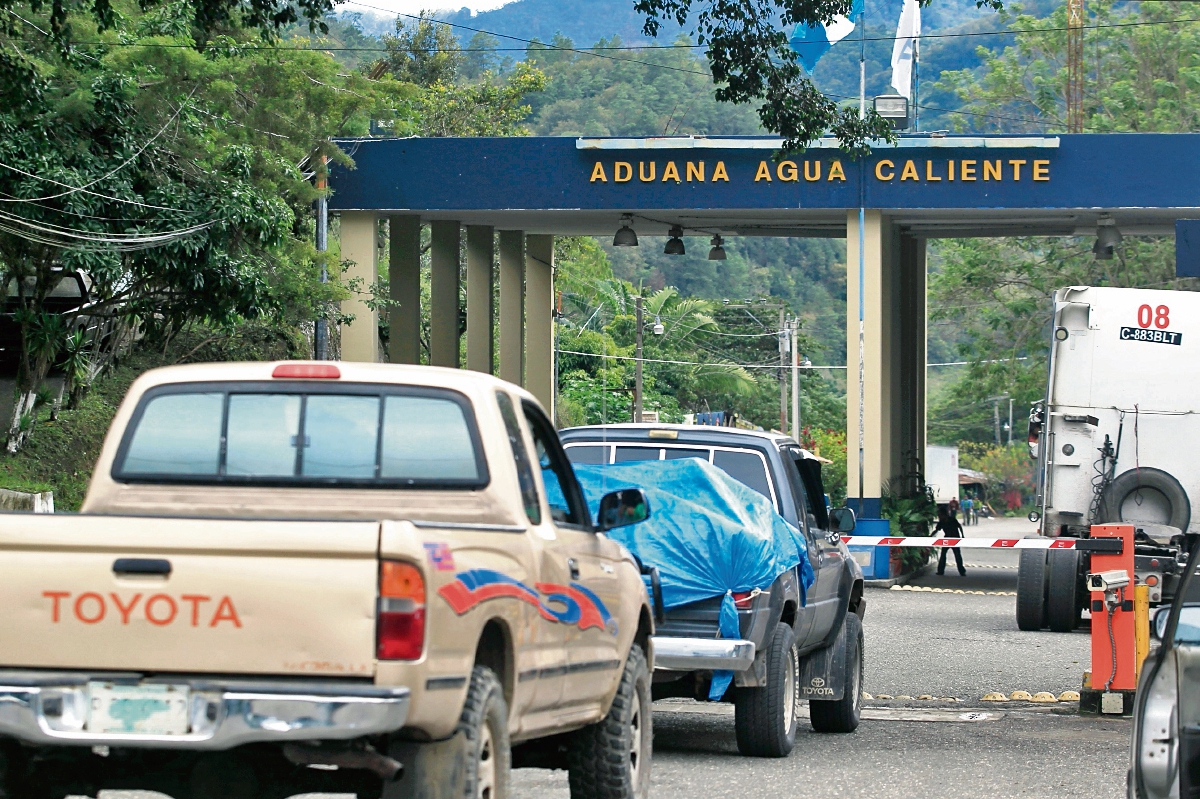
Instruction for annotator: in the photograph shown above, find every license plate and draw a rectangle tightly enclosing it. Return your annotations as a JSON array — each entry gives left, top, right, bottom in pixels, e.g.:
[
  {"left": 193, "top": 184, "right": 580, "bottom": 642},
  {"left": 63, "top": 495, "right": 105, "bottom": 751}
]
[{"left": 86, "top": 682, "right": 190, "bottom": 736}]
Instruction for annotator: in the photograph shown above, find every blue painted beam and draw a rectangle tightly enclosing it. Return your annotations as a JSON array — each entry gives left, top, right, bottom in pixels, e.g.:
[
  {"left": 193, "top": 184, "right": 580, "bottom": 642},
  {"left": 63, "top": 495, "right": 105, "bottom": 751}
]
[{"left": 328, "top": 134, "right": 1200, "bottom": 212}]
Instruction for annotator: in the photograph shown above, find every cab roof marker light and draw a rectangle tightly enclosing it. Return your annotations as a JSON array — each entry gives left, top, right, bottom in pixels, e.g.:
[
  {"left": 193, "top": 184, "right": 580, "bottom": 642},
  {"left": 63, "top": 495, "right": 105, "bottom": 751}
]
[{"left": 272, "top": 363, "right": 341, "bottom": 379}]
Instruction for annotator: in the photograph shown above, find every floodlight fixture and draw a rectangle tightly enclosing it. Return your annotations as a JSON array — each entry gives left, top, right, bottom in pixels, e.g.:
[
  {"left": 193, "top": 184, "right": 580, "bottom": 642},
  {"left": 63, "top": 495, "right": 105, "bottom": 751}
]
[
  {"left": 708, "top": 234, "right": 727, "bottom": 260},
  {"left": 664, "top": 225, "right": 686, "bottom": 255},
  {"left": 874, "top": 94, "right": 910, "bottom": 129},
  {"left": 613, "top": 214, "right": 639, "bottom": 247}
]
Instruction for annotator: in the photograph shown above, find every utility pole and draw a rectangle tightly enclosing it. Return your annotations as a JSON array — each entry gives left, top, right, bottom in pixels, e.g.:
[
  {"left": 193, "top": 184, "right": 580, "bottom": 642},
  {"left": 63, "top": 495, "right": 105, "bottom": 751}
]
[
  {"left": 779, "top": 306, "right": 788, "bottom": 433},
  {"left": 314, "top": 156, "right": 329, "bottom": 360},
  {"left": 791, "top": 318, "right": 801, "bottom": 442},
  {"left": 1067, "top": 0, "right": 1084, "bottom": 132},
  {"left": 1008, "top": 397, "right": 1014, "bottom": 446},
  {"left": 634, "top": 295, "right": 643, "bottom": 423},
  {"left": 993, "top": 400, "right": 1002, "bottom": 446}
]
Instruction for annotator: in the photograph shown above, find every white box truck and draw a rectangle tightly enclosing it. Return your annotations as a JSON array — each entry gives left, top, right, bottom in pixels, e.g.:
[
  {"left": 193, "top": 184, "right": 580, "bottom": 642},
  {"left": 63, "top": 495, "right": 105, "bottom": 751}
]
[
  {"left": 925, "top": 445, "right": 960, "bottom": 506},
  {"left": 1022, "top": 286, "right": 1196, "bottom": 632}
]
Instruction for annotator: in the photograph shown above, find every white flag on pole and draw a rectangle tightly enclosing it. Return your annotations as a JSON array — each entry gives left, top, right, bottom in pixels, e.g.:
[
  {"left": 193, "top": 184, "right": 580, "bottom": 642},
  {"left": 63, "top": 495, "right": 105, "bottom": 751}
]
[{"left": 891, "top": 0, "right": 920, "bottom": 98}]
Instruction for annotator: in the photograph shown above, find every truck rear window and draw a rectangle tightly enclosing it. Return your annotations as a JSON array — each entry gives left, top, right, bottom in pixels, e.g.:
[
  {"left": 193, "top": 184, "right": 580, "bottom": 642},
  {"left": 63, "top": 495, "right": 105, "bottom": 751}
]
[{"left": 115, "top": 384, "right": 487, "bottom": 487}]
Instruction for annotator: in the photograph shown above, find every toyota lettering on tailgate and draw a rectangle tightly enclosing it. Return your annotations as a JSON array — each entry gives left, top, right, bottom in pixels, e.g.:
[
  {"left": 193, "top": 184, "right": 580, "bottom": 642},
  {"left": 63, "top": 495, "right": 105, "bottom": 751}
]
[{"left": 42, "top": 591, "right": 242, "bottom": 627}]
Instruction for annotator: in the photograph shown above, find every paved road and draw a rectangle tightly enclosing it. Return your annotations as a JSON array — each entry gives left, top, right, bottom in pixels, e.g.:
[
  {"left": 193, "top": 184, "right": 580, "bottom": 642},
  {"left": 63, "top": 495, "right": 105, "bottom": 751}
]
[{"left": 512, "top": 515, "right": 1127, "bottom": 799}]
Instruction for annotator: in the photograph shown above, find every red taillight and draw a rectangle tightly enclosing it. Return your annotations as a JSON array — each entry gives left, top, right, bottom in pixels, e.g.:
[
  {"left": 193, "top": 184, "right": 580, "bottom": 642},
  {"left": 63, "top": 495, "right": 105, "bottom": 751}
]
[
  {"left": 272, "top": 363, "right": 341, "bottom": 379},
  {"left": 732, "top": 591, "right": 754, "bottom": 609},
  {"left": 377, "top": 561, "right": 425, "bottom": 660}
]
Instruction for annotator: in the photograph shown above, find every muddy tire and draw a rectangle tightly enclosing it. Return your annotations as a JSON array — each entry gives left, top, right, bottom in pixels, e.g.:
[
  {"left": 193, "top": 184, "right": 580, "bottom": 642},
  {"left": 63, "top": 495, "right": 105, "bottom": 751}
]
[
  {"left": 1017, "top": 548, "right": 1049, "bottom": 631},
  {"left": 567, "top": 643, "right": 651, "bottom": 799},
  {"left": 734, "top": 622, "right": 799, "bottom": 757},
  {"left": 809, "top": 613, "right": 863, "bottom": 734},
  {"left": 1046, "top": 549, "right": 1083, "bottom": 632},
  {"left": 460, "top": 666, "right": 510, "bottom": 799}
]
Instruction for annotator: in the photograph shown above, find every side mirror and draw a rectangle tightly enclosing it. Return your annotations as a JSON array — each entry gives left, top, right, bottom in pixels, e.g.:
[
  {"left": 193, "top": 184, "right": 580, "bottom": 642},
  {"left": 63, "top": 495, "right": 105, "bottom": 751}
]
[
  {"left": 1152, "top": 606, "right": 1172, "bottom": 641},
  {"left": 597, "top": 488, "right": 650, "bottom": 532},
  {"left": 829, "top": 507, "right": 856, "bottom": 533}
]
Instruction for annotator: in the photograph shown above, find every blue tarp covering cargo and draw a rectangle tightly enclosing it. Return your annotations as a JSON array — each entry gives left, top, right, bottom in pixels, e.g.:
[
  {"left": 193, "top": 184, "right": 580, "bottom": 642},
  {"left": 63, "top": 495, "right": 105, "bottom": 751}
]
[{"left": 549, "top": 458, "right": 815, "bottom": 699}]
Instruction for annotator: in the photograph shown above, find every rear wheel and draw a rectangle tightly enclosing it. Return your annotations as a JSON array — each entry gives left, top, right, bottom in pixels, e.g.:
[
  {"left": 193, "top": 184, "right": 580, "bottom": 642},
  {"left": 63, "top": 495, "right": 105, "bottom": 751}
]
[
  {"left": 809, "top": 613, "right": 863, "bottom": 734},
  {"left": 567, "top": 643, "right": 651, "bottom": 799},
  {"left": 461, "top": 666, "right": 510, "bottom": 799},
  {"left": 1016, "top": 548, "right": 1048, "bottom": 631},
  {"left": 734, "top": 622, "right": 798, "bottom": 757},
  {"left": 1046, "top": 549, "right": 1083, "bottom": 632}
]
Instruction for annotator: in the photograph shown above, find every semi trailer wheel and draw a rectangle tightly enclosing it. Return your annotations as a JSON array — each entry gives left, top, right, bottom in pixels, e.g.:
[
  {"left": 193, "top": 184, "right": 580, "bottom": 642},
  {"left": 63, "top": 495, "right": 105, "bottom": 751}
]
[
  {"left": 1016, "top": 548, "right": 1048, "bottom": 631},
  {"left": 1046, "top": 549, "right": 1084, "bottom": 632}
]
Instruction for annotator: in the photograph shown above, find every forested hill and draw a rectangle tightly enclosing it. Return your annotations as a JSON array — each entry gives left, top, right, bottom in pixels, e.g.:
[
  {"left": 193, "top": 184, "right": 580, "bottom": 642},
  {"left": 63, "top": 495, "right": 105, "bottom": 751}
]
[{"left": 344, "top": 0, "right": 1051, "bottom": 132}]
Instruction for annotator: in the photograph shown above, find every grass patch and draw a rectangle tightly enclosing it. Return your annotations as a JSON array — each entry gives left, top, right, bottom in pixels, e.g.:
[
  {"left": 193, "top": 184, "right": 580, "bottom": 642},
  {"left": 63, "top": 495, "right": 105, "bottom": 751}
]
[
  {"left": 0, "top": 324, "right": 297, "bottom": 511},
  {"left": 0, "top": 359, "right": 149, "bottom": 511}
]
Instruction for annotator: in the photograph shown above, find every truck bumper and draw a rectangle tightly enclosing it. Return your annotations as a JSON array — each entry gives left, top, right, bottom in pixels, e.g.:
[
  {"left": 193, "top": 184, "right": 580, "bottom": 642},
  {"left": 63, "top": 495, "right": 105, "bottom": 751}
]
[
  {"left": 650, "top": 637, "right": 756, "bottom": 671},
  {"left": 0, "top": 672, "right": 409, "bottom": 750}
]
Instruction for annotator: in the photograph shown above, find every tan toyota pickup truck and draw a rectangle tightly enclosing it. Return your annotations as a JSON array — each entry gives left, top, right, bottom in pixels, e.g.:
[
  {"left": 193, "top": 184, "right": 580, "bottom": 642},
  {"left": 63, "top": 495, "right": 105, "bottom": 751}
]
[{"left": 0, "top": 362, "right": 655, "bottom": 799}]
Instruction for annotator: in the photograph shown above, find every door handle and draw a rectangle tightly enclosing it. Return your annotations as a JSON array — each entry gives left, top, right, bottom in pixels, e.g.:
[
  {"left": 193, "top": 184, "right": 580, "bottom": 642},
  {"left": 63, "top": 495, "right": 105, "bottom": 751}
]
[
  {"left": 113, "top": 558, "right": 172, "bottom": 577},
  {"left": 567, "top": 558, "right": 580, "bottom": 581}
]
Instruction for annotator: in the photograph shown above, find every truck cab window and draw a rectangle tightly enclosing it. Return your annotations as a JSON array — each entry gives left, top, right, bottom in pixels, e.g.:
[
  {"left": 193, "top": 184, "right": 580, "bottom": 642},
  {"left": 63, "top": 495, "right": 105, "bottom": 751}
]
[
  {"left": 523, "top": 402, "right": 590, "bottom": 527},
  {"left": 495, "top": 392, "right": 541, "bottom": 525}
]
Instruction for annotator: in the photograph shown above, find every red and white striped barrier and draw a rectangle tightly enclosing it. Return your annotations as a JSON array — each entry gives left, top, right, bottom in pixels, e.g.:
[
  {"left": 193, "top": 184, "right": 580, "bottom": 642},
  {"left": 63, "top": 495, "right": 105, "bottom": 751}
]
[{"left": 840, "top": 536, "right": 1119, "bottom": 551}]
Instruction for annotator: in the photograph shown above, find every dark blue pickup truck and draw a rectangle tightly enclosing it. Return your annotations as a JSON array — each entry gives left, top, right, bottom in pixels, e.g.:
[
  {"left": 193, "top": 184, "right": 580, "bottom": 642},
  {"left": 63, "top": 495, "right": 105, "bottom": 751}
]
[{"left": 559, "top": 424, "right": 866, "bottom": 758}]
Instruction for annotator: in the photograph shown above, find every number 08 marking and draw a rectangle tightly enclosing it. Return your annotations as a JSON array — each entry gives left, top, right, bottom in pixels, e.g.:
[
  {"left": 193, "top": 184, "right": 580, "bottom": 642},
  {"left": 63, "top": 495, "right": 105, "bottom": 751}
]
[{"left": 1138, "top": 304, "right": 1171, "bottom": 329}]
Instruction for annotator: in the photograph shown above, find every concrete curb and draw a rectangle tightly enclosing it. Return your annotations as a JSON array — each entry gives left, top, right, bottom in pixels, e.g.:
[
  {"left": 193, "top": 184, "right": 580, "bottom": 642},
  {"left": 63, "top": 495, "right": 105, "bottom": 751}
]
[{"left": 864, "top": 565, "right": 929, "bottom": 589}]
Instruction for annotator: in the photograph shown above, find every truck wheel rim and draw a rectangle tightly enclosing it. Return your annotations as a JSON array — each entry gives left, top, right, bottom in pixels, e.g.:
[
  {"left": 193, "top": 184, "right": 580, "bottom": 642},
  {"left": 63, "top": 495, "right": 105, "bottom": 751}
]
[
  {"left": 477, "top": 721, "right": 495, "bottom": 799},
  {"left": 783, "top": 646, "right": 796, "bottom": 730},
  {"left": 629, "top": 687, "right": 643, "bottom": 782},
  {"left": 851, "top": 647, "right": 862, "bottom": 713}
]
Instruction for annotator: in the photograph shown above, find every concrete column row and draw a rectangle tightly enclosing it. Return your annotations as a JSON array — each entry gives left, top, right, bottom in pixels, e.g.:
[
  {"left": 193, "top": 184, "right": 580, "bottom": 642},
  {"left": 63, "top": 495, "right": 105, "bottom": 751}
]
[{"left": 336, "top": 213, "right": 555, "bottom": 411}]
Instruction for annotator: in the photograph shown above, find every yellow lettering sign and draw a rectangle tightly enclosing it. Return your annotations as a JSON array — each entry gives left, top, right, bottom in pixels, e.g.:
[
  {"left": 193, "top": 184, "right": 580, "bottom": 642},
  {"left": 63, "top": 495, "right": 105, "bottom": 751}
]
[
  {"left": 925, "top": 160, "right": 942, "bottom": 181},
  {"left": 686, "top": 161, "right": 705, "bottom": 182},
  {"left": 948, "top": 160, "right": 955, "bottom": 181},
  {"left": 614, "top": 162, "right": 632, "bottom": 183},
  {"left": 983, "top": 160, "right": 1001, "bottom": 181},
  {"left": 805, "top": 160, "right": 822, "bottom": 181},
  {"left": 1033, "top": 160, "right": 1050, "bottom": 181},
  {"left": 755, "top": 161, "right": 772, "bottom": 182},
  {"left": 662, "top": 161, "right": 681, "bottom": 183},
  {"left": 777, "top": 160, "right": 799, "bottom": 182},
  {"left": 712, "top": 161, "right": 729, "bottom": 182},
  {"left": 875, "top": 160, "right": 894, "bottom": 181},
  {"left": 828, "top": 160, "right": 846, "bottom": 181},
  {"left": 1009, "top": 159, "right": 1027, "bottom": 180},
  {"left": 639, "top": 161, "right": 656, "bottom": 182},
  {"left": 960, "top": 160, "right": 976, "bottom": 181},
  {"left": 590, "top": 162, "right": 608, "bottom": 182},
  {"left": 900, "top": 160, "right": 919, "bottom": 181}
]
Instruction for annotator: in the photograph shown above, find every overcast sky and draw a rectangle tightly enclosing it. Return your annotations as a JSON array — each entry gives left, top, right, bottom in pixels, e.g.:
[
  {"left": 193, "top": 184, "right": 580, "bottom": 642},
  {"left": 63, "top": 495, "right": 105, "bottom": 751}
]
[{"left": 341, "top": 0, "right": 513, "bottom": 17}]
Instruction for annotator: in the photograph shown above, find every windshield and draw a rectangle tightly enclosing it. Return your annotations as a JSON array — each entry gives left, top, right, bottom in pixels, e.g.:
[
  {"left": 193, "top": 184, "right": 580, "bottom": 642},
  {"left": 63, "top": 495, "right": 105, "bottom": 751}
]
[
  {"left": 1177, "top": 606, "right": 1200, "bottom": 644},
  {"left": 115, "top": 384, "right": 487, "bottom": 487}
]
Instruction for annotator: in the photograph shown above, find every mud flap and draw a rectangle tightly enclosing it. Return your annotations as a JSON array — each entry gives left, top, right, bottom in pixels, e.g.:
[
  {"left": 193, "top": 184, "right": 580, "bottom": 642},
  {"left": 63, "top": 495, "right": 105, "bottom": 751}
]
[
  {"left": 798, "top": 617, "right": 848, "bottom": 701},
  {"left": 385, "top": 731, "right": 467, "bottom": 799}
]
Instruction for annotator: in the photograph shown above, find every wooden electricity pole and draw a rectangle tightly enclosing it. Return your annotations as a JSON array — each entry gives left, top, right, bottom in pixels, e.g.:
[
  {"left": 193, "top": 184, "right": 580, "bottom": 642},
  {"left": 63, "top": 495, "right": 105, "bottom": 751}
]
[{"left": 1067, "top": 0, "right": 1084, "bottom": 132}]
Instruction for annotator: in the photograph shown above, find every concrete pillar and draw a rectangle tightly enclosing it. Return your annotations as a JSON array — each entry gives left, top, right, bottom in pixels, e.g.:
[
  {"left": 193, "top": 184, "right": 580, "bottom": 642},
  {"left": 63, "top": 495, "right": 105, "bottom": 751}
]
[
  {"left": 466, "top": 226, "right": 495, "bottom": 374},
  {"left": 845, "top": 211, "right": 927, "bottom": 516},
  {"left": 338, "top": 211, "right": 380, "bottom": 363},
  {"left": 388, "top": 215, "right": 421, "bottom": 364},
  {"left": 525, "top": 235, "right": 554, "bottom": 413},
  {"left": 498, "top": 231, "right": 524, "bottom": 386},
  {"left": 429, "top": 221, "right": 461, "bottom": 368},
  {"left": 897, "top": 235, "right": 928, "bottom": 489},
  {"left": 846, "top": 210, "right": 885, "bottom": 518}
]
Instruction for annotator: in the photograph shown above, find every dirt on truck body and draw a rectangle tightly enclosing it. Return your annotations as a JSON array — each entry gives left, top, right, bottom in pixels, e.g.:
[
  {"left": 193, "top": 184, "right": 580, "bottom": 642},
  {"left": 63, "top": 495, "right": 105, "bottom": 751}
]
[{"left": 0, "top": 362, "right": 655, "bottom": 799}]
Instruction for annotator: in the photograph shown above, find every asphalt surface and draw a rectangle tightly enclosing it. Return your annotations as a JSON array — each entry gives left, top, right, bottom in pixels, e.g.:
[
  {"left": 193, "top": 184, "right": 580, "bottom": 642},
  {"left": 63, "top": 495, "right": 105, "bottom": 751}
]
[
  {"left": 88, "top": 518, "right": 1127, "bottom": 799},
  {"left": 510, "top": 515, "right": 1129, "bottom": 799}
]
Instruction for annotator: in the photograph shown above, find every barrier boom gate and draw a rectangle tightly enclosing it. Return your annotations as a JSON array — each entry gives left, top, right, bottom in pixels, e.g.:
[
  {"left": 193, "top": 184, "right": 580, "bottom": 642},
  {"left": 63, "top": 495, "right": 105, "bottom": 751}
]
[{"left": 839, "top": 536, "right": 1123, "bottom": 551}]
